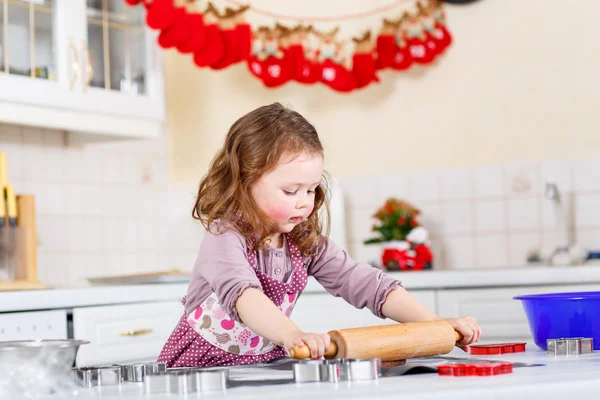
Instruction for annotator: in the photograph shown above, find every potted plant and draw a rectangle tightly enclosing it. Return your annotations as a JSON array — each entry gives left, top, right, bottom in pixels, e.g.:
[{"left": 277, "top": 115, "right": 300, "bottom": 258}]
[{"left": 363, "top": 198, "right": 433, "bottom": 271}]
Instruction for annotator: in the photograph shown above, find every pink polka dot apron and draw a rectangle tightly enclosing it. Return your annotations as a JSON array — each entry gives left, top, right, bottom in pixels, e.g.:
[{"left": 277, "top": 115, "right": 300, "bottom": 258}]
[{"left": 157, "top": 233, "right": 308, "bottom": 367}]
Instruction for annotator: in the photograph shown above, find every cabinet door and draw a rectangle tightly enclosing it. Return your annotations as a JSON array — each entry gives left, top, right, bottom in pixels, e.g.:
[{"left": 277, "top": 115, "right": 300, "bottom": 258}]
[
  {"left": 437, "top": 284, "right": 600, "bottom": 343},
  {"left": 292, "top": 289, "right": 437, "bottom": 334},
  {"left": 71, "top": 0, "right": 165, "bottom": 122},
  {"left": 73, "top": 301, "right": 182, "bottom": 366},
  {"left": 0, "top": 0, "right": 80, "bottom": 109},
  {"left": 0, "top": 310, "right": 68, "bottom": 341}
]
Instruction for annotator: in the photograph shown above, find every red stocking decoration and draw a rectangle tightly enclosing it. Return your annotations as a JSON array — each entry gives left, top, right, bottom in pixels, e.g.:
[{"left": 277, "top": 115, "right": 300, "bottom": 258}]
[
  {"left": 176, "top": 11, "right": 206, "bottom": 54},
  {"left": 210, "top": 7, "right": 239, "bottom": 70},
  {"left": 390, "top": 19, "right": 413, "bottom": 71},
  {"left": 233, "top": 6, "right": 252, "bottom": 62},
  {"left": 375, "top": 19, "right": 397, "bottom": 70},
  {"left": 193, "top": 4, "right": 225, "bottom": 68},
  {"left": 288, "top": 25, "right": 321, "bottom": 84},
  {"left": 404, "top": 13, "right": 435, "bottom": 64},
  {"left": 158, "top": 7, "right": 191, "bottom": 49},
  {"left": 260, "top": 29, "right": 291, "bottom": 88},
  {"left": 316, "top": 28, "right": 356, "bottom": 93},
  {"left": 431, "top": 0, "right": 452, "bottom": 49},
  {"left": 351, "top": 31, "right": 379, "bottom": 89},
  {"left": 146, "top": 0, "right": 177, "bottom": 31},
  {"left": 247, "top": 27, "right": 268, "bottom": 80}
]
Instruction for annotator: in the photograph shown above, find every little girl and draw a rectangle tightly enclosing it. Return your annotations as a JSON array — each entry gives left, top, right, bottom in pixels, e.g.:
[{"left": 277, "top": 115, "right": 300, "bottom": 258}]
[{"left": 158, "top": 103, "right": 481, "bottom": 368}]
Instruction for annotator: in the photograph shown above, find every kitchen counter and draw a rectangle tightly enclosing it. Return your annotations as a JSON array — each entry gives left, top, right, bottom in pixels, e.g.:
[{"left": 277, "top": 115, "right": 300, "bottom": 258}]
[
  {"left": 1, "top": 264, "right": 600, "bottom": 313},
  {"left": 25, "top": 346, "right": 600, "bottom": 399}
]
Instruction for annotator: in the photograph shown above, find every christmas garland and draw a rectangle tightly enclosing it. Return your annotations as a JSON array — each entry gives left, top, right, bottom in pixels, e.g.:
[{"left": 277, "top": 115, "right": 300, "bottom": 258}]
[{"left": 124, "top": 0, "right": 453, "bottom": 93}]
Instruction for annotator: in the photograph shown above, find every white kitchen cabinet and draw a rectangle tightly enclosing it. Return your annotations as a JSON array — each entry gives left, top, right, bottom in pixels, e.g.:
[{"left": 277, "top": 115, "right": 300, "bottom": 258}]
[
  {"left": 0, "top": 0, "right": 164, "bottom": 138},
  {"left": 436, "top": 284, "right": 600, "bottom": 344},
  {"left": 292, "top": 290, "right": 437, "bottom": 334},
  {"left": 0, "top": 309, "right": 67, "bottom": 341},
  {"left": 72, "top": 301, "right": 182, "bottom": 366}
]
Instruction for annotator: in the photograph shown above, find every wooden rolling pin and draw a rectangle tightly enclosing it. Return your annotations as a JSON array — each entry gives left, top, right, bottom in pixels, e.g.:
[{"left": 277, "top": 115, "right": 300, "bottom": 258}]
[{"left": 289, "top": 320, "right": 462, "bottom": 361}]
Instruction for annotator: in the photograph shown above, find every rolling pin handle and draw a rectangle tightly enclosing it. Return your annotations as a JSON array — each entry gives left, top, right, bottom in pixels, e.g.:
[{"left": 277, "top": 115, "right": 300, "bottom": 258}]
[
  {"left": 455, "top": 330, "right": 464, "bottom": 343},
  {"left": 289, "top": 342, "right": 338, "bottom": 359}
]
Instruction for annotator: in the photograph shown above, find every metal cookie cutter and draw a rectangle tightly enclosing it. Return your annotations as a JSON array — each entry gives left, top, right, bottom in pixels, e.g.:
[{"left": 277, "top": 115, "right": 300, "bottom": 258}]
[
  {"left": 143, "top": 370, "right": 196, "bottom": 395},
  {"left": 191, "top": 369, "right": 228, "bottom": 392},
  {"left": 346, "top": 359, "right": 381, "bottom": 381},
  {"left": 294, "top": 359, "right": 381, "bottom": 383},
  {"left": 293, "top": 360, "right": 328, "bottom": 383},
  {"left": 115, "top": 362, "right": 167, "bottom": 382},
  {"left": 73, "top": 366, "right": 122, "bottom": 388},
  {"left": 324, "top": 359, "right": 350, "bottom": 383},
  {"left": 547, "top": 338, "right": 594, "bottom": 355}
]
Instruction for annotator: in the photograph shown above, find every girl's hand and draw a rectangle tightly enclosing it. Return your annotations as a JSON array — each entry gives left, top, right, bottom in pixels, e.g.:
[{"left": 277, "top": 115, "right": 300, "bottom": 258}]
[
  {"left": 284, "top": 330, "right": 331, "bottom": 359},
  {"left": 445, "top": 316, "right": 481, "bottom": 351}
]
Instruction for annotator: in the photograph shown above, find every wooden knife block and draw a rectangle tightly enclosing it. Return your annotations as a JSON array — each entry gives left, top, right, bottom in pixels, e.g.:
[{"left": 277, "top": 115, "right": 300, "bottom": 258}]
[{"left": 0, "top": 195, "right": 45, "bottom": 291}]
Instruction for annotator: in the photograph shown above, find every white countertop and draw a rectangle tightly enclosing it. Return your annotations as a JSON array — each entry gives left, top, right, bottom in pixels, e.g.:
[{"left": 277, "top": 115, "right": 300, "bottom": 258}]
[
  {"left": 24, "top": 346, "right": 600, "bottom": 399},
  {"left": 1, "top": 264, "right": 600, "bottom": 313}
]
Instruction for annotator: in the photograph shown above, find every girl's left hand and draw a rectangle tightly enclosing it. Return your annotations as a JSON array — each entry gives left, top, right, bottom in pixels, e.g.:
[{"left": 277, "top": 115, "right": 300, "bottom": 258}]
[{"left": 445, "top": 316, "right": 481, "bottom": 351}]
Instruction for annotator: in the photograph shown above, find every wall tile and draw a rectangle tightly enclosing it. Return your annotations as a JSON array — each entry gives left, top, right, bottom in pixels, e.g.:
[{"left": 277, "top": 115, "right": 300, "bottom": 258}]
[
  {"left": 474, "top": 200, "right": 506, "bottom": 233},
  {"left": 439, "top": 168, "right": 472, "bottom": 201}
]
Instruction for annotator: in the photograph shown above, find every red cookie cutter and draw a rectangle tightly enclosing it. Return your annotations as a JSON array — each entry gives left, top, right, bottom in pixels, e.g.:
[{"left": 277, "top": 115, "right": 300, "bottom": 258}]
[
  {"left": 437, "top": 362, "right": 513, "bottom": 376},
  {"left": 469, "top": 343, "right": 527, "bottom": 355}
]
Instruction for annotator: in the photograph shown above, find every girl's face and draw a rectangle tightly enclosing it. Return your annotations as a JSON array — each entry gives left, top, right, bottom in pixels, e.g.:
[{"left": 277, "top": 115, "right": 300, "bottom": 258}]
[{"left": 251, "top": 151, "right": 324, "bottom": 237}]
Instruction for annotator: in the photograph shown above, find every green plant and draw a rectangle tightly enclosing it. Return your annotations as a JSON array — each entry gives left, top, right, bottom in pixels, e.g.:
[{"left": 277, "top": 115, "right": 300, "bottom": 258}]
[{"left": 363, "top": 198, "right": 421, "bottom": 244}]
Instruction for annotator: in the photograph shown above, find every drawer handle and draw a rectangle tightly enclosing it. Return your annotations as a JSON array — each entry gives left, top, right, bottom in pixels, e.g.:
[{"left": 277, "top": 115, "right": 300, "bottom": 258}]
[{"left": 120, "top": 328, "right": 153, "bottom": 337}]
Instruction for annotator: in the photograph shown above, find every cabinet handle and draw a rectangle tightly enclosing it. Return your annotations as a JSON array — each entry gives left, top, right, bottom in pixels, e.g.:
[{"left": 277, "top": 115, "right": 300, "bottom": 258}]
[
  {"left": 81, "top": 41, "right": 93, "bottom": 92},
  {"left": 67, "top": 37, "right": 79, "bottom": 91},
  {"left": 119, "top": 328, "right": 153, "bottom": 337}
]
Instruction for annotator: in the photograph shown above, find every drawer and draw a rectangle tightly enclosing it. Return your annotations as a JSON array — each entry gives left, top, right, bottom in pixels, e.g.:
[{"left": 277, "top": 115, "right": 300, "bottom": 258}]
[
  {"left": 436, "top": 284, "right": 600, "bottom": 341},
  {"left": 0, "top": 310, "right": 68, "bottom": 341},
  {"left": 292, "top": 290, "right": 437, "bottom": 334},
  {"left": 73, "top": 301, "right": 183, "bottom": 366}
]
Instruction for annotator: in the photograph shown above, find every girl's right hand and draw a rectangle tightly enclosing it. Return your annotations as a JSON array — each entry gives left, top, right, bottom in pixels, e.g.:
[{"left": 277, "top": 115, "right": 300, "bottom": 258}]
[{"left": 284, "top": 330, "right": 331, "bottom": 359}]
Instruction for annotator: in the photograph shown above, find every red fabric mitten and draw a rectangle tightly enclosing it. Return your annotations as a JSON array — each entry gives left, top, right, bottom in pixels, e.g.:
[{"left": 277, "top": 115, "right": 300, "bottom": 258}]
[
  {"left": 158, "top": 8, "right": 191, "bottom": 49},
  {"left": 193, "top": 24, "right": 224, "bottom": 67},
  {"left": 176, "top": 12, "right": 206, "bottom": 54},
  {"left": 146, "top": 0, "right": 177, "bottom": 31}
]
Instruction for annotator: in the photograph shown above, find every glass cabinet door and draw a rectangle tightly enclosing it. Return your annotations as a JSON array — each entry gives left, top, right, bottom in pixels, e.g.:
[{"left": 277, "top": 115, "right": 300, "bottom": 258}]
[
  {"left": 86, "top": 0, "right": 148, "bottom": 95},
  {"left": 0, "top": 0, "right": 56, "bottom": 80}
]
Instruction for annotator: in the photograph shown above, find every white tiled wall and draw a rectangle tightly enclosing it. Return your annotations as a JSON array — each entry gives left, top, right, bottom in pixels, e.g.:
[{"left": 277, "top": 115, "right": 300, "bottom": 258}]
[
  {"left": 1, "top": 124, "right": 203, "bottom": 286},
  {"left": 341, "top": 159, "right": 600, "bottom": 269}
]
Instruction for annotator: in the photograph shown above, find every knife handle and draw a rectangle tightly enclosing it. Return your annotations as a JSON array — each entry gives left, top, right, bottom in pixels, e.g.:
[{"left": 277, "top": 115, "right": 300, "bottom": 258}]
[
  {"left": 0, "top": 185, "right": 5, "bottom": 228},
  {"left": 0, "top": 152, "right": 7, "bottom": 188},
  {"left": 5, "top": 185, "right": 17, "bottom": 227}
]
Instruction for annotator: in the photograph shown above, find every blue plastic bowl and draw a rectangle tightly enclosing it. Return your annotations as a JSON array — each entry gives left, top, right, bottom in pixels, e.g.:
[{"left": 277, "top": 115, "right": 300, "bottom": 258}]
[{"left": 513, "top": 291, "right": 600, "bottom": 350}]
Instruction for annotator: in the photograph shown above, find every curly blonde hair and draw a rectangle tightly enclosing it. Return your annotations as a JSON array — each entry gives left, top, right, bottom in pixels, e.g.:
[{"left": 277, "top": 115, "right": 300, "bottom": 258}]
[{"left": 193, "top": 102, "right": 330, "bottom": 256}]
